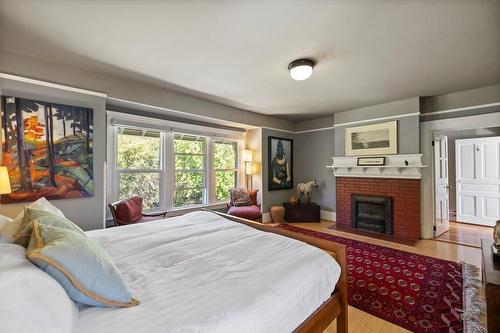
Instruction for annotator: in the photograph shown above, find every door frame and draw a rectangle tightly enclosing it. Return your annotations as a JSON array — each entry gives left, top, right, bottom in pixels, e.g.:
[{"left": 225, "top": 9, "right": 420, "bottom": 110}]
[
  {"left": 432, "top": 134, "right": 450, "bottom": 237},
  {"left": 420, "top": 112, "right": 500, "bottom": 239}
]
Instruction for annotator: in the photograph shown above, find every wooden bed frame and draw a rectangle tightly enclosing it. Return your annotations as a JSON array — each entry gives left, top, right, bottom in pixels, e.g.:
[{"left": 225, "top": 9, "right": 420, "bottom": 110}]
[{"left": 205, "top": 210, "right": 348, "bottom": 333}]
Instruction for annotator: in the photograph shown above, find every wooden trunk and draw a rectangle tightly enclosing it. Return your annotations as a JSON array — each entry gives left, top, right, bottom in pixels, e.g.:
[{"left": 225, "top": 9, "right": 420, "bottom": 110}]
[{"left": 284, "top": 202, "right": 320, "bottom": 222}]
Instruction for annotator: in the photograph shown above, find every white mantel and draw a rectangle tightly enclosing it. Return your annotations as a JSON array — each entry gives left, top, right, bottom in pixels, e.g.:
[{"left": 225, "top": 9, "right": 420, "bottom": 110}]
[{"left": 326, "top": 154, "right": 426, "bottom": 179}]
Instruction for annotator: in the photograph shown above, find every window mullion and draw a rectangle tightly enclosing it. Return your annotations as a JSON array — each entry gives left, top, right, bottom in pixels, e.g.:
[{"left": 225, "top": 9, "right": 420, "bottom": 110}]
[
  {"left": 158, "top": 132, "right": 166, "bottom": 211},
  {"left": 111, "top": 125, "right": 119, "bottom": 204},
  {"left": 207, "top": 137, "right": 215, "bottom": 205},
  {"left": 164, "top": 132, "right": 174, "bottom": 211}
]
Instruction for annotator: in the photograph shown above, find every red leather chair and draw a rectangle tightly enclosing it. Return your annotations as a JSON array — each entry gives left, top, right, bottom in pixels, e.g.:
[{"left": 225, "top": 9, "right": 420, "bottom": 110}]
[
  {"left": 227, "top": 189, "right": 262, "bottom": 222},
  {"left": 108, "top": 196, "right": 167, "bottom": 226}
]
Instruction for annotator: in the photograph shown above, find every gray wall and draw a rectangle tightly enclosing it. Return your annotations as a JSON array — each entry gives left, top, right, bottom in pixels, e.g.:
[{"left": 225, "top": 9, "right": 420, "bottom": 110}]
[
  {"left": 420, "top": 84, "right": 500, "bottom": 122},
  {"left": 295, "top": 129, "right": 335, "bottom": 211},
  {"left": 290, "top": 98, "right": 422, "bottom": 213},
  {"left": 334, "top": 98, "right": 420, "bottom": 156},
  {"left": 421, "top": 84, "right": 500, "bottom": 113},
  {"left": 442, "top": 127, "right": 500, "bottom": 211},
  {"left": 294, "top": 116, "right": 334, "bottom": 132},
  {"left": 0, "top": 77, "right": 106, "bottom": 231},
  {"left": 261, "top": 128, "right": 295, "bottom": 212}
]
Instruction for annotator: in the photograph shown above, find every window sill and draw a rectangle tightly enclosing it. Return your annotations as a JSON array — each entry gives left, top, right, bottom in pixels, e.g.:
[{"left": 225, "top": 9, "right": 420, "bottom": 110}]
[{"left": 167, "top": 202, "right": 228, "bottom": 216}]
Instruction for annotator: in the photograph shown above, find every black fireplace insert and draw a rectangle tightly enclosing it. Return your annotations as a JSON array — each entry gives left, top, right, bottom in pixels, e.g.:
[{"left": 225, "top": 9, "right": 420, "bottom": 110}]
[{"left": 351, "top": 194, "right": 392, "bottom": 234}]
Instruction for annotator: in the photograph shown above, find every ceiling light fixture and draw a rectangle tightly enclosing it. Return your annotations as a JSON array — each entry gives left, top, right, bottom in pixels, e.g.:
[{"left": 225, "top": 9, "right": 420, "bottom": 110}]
[{"left": 288, "top": 58, "right": 315, "bottom": 81}]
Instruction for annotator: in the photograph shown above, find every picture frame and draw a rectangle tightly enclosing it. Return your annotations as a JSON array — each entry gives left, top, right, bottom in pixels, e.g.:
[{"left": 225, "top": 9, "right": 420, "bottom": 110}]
[
  {"left": 268, "top": 136, "right": 293, "bottom": 191},
  {"left": 357, "top": 157, "right": 386, "bottom": 166},
  {"left": 345, "top": 120, "right": 397, "bottom": 156},
  {"left": 1, "top": 96, "right": 94, "bottom": 203}
]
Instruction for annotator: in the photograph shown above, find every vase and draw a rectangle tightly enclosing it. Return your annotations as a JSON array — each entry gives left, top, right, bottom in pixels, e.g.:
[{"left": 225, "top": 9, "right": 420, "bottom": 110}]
[{"left": 270, "top": 206, "right": 285, "bottom": 224}]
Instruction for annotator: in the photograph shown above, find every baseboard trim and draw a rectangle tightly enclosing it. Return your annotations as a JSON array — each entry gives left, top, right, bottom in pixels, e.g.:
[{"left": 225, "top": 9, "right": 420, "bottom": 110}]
[
  {"left": 262, "top": 210, "right": 336, "bottom": 223},
  {"left": 262, "top": 212, "right": 272, "bottom": 223},
  {"left": 321, "top": 210, "right": 336, "bottom": 221}
]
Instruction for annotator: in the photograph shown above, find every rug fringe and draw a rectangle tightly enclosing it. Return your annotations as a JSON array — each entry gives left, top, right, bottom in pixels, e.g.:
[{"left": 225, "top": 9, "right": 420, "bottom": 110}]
[{"left": 459, "top": 262, "right": 486, "bottom": 333}]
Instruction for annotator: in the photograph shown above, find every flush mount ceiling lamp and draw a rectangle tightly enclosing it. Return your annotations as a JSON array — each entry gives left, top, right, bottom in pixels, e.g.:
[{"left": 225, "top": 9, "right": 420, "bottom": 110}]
[{"left": 288, "top": 58, "right": 315, "bottom": 81}]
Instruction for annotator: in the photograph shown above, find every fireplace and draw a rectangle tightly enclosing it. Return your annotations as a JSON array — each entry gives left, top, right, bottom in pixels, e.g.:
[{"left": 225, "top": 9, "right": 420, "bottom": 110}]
[{"left": 351, "top": 194, "right": 392, "bottom": 234}]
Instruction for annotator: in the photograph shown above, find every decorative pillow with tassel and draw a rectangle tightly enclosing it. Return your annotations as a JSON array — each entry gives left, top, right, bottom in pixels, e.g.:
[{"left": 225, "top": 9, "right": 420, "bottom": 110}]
[
  {"left": 14, "top": 208, "right": 85, "bottom": 248},
  {"left": 27, "top": 221, "right": 139, "bottom": 308}
]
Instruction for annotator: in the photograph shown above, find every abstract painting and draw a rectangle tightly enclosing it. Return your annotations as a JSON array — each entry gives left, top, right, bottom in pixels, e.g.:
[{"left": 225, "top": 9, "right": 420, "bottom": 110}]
[
  {"left": 345, "top": 121, "right": 397, "bottom": 156},
  {"left": 1, "top": 96, "right": 93, "bottom": 203}
]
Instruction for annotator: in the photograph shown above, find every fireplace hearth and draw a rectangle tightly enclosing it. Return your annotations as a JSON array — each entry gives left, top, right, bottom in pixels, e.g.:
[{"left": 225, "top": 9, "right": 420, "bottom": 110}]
[{"left": 351, "top": 195, "right": 392, "bottom": 234}]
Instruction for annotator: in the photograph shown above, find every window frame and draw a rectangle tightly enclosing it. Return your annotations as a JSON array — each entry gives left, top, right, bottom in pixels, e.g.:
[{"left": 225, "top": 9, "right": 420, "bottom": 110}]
[
  {"left": 212, "top": 138, "right": 239, "bottom": 204},
  {"left": 107, "top": 112, "right": 243, "bottom": 215},
  {"left": 114, "top": 127, "right": 165, "bottom": 212},
  {"left": 173, "top": 133, "right": 208, "bottom": 208}
]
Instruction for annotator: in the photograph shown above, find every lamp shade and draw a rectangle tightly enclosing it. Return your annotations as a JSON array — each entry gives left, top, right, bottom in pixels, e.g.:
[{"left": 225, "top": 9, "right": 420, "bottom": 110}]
[
  {"left": 245, "top": 162, "right": 253, "bottom": 175},
  {"left": 242, "top": 149, "right": 253, "bottom": 162},
  {"left": 0, "top": 166, "right": 11, "bottom": 194}
]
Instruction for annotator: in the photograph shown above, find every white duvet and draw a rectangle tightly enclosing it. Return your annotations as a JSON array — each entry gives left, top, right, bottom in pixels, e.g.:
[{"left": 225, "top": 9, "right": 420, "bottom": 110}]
[{"left": 77, "top": 211, "right": 340, "bottom": 333}]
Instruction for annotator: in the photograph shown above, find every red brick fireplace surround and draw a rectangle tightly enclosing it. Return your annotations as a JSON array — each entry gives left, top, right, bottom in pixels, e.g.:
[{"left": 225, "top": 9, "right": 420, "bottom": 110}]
[{"left": 336, "top": 177, "right": 421, "bottom": 239}]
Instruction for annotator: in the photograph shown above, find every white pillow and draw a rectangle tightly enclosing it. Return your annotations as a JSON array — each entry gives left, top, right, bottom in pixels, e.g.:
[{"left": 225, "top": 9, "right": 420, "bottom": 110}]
[
  {"left": 0, "top": 197, "right": 65, "bottom": 243},
  {"left": 0, "top": 243, "right": 78, "bottom": 333}
]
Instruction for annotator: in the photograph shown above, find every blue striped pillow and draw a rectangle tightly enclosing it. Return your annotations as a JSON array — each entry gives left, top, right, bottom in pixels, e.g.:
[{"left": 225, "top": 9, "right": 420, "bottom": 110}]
[{"left": 27, "top": 221, "right": 139, "bottom": 308}]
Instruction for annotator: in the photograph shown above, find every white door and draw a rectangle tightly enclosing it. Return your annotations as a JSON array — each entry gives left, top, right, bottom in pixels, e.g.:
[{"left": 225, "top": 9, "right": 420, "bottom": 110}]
[
  {"left": 456, "top": 136, "right": 500, "bottom": 226},
  {"left": 434, "top": 135, "right": 450, "bottom": 237}
]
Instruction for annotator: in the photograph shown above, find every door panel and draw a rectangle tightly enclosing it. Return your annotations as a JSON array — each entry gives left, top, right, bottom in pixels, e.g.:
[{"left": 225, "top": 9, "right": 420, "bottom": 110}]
[
  {"left": 460, "top": 195, "right": 476, "bottom": 216},
  {"left": 456, "top": 136, "right": 500, "bottom": 226},
  {"left": 482, "top": 142, "right": 500, "bottom": 180},
  {"left": 461, "top": 183, "right": 498, "bottom": 192},
  {"left": 459, "top": 143, "right": 475, "bottom": 179},
  {"left": 434, "top": 135, "right": 450, "bottom": 237},
  {"left": 484, "top": 197, "right": 500, "bottom": 218}
]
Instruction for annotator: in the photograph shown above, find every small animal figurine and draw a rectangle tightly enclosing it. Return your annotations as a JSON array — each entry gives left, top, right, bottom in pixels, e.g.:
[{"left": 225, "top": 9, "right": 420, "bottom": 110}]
[
  {"left": 296, "top": 179, "right": 319, "bottom": 204},
  {"left": 494, "top": 220, "right": 500, "bottom": 247}
]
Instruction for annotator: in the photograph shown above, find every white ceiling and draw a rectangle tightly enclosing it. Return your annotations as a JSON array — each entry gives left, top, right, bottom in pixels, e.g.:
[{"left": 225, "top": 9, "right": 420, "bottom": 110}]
[{"left": 1, "top": 0, "right": 499, "bottom": 121}]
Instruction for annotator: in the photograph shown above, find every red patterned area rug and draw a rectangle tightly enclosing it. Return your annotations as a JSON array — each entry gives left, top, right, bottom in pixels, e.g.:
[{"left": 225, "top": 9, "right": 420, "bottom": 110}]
[{"left": 278, "top": 224, "right": 484, "bottom": 333}]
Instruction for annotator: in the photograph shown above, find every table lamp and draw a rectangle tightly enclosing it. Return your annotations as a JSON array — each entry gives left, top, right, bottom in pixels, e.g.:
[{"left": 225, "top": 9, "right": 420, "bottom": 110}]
[{"left": 0, "top": 166, "right": 11, "bottom": 194}]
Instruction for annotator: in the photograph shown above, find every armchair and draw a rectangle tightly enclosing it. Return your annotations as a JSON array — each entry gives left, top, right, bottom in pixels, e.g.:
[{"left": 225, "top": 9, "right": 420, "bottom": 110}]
[{"left": 108, "top": 196, "right": 167, "bottom": 227}]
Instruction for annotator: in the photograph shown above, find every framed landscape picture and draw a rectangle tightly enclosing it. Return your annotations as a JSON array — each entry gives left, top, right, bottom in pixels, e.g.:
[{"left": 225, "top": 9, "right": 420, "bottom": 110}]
[
  {"left": 345, "top": 120, "right": 397, "bottom": 156},
  {"left": 1, "top": 96, "right": 94, "bottom": 203},
  {"left": 268, "top": 136, "right": 293, "bottom": 191}
]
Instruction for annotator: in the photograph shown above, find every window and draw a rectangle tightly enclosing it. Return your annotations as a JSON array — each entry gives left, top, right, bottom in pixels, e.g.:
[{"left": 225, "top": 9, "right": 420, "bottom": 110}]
[
  {"left": 110, "top": 115, "right": 241, "bottom": 212},
  {"left": 213, "top": 140, "right": 238, "bottom": 201},
  {"left": 173, "top": 134, "right": 207, "bottom": 207},
  {"left": 116, "top": 127, "right": 162, "bottom": 210}
]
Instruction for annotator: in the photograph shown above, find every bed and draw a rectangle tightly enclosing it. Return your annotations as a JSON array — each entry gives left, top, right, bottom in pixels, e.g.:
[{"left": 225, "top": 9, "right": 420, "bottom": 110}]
[{"left": 77, "top": 210, "right": 347, "bottom": 333}]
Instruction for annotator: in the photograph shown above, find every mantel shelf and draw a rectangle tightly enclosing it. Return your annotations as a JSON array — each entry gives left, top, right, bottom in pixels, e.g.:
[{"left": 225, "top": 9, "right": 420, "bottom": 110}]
[
  {"left": 326, "top": 165, "right": 427, "bottom": 169},
  {"left": 326, "top": 154, "right": 426, "bottom": 180}
]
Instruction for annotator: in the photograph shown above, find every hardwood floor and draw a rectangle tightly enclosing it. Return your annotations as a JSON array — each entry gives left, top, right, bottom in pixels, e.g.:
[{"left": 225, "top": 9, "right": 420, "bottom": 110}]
[
  {"left": 281, "top": 221, "right": 484, "bottom": 333},
  {"left": 435, "top": 221, "right": 493, "bottom": 248}
]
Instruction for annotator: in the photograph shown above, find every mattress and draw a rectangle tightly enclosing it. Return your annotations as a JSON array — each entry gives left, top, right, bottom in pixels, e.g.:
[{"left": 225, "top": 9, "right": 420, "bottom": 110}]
[{"left": 76, "top": 211, "right": 341, "bottom": 333}]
